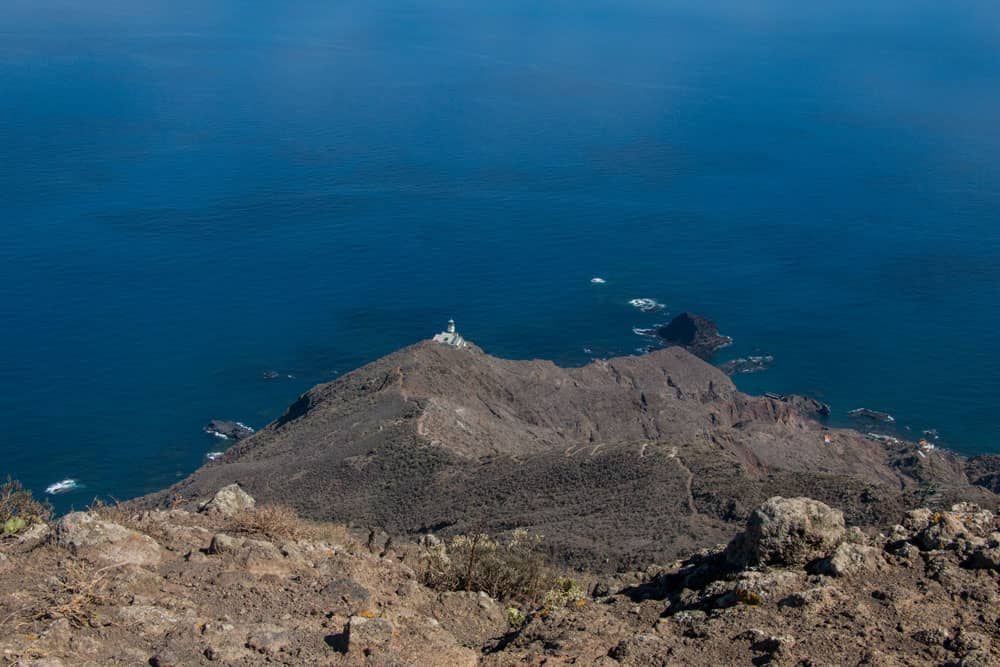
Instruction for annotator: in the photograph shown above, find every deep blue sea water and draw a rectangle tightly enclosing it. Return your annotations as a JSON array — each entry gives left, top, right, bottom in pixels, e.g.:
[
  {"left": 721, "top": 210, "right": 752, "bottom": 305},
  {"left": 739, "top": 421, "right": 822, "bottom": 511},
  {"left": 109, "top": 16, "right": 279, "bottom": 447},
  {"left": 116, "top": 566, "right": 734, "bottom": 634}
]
[{"left": 3, "top": 0, "right": 1000, "bottom": 510}]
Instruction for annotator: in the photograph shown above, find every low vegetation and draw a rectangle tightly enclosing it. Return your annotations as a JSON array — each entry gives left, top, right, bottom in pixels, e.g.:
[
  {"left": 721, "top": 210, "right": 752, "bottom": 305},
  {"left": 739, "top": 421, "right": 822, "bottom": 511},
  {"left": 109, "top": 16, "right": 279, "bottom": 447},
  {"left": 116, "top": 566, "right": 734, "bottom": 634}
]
[
  {"left": 419, "top": 528, "right": 584, "bottom": 616},
  {"left": 0, "top": 477, "right": 52, "bottom": 536},
  {"left": 232, "top": 504, "right": 351, "bottom": 545}
]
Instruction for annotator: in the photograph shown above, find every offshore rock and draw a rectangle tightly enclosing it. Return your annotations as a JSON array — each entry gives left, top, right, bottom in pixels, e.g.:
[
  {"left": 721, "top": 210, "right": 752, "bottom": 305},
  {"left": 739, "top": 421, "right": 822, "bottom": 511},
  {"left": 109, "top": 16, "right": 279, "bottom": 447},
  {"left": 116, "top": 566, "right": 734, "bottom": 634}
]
[
  {"left": 656, "top": 312, "right": 732, "bottom": 359},
  {"left": 718, "top": 355, "right": 774, "bottom": 376},
  {"left": 204, "top": 420, "right": 254, "bottom": 441},
  {"left": 847, "top": 408, "right": 895, "bottom": 424}
]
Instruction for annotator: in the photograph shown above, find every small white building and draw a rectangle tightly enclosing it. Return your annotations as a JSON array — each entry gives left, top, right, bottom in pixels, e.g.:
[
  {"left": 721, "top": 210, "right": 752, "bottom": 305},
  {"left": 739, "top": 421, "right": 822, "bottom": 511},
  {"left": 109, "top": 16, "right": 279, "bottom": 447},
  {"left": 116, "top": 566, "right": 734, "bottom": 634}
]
[{"left": 433, "top": 318, "right": 468, "bottom": 348}]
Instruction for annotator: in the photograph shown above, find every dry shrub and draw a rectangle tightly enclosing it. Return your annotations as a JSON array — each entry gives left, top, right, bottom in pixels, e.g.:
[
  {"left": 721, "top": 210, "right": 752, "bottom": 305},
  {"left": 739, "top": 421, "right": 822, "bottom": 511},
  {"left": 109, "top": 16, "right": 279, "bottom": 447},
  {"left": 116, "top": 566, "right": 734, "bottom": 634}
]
[
  {"left": 420, "top": 529, "right": 555, "bottom": 604},
  {"left": 87, "top": 498, "right": 147, "bottom": 533},
  {"left": 310, "top": 522, "right": 354, "bottom": 548},
  {"left": 0, "top": 478, "right": 53, "bottom": 535},
  {"left": 38, "top": 560, "right": 124, "bottom": 627},
  {"left": 231, "top": 504, "right": 327, "bottom": 541}
]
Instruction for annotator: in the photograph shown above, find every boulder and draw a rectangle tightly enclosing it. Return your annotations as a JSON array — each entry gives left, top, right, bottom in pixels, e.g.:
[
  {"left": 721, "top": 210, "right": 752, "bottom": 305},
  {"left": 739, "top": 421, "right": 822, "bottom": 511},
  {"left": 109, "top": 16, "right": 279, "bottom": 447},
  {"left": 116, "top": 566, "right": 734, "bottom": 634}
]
[
  {"left": 902, "top": 508, "right": 935, "bottom": 532},
  {"left": 727, "top": 497, "right": 845, "bottom": 567},
  {"left": 814, "top": 543, "right": 880, "bottom": 577},
  {"left": 347, "top": 615, "right": 393, "bottom": 653},
  {"left": 949, "top": 503, "right": 995, "bottom": 536},
  {"left": 246, "top": 625, "right": 291, "bottom": 656},
  {"left": 966, "top": 546, "right": 1000, "bottom": 571},
  {"left": 54, "top": 513, "right": 161, "bottom": 566},
  {"left": 200, "top": 484, "right": 255, "bottom": 517},
  {"left": 915, "top": 514, "right": 965, "bottom": 551},
  {"left": 15, "top": 522, "right": 50, "bottom": 546},
  {"left": 323, "top": 577, "right": 372, "bottom": 613},
  {"left": 207, "top": 533, "right": 245, "bottom": 555},
  {"left": 655, "top": 313, "right": 732, "bottom": 359},
  {"left": 431, "top": 591, "right": 507, "bottom": 647}
]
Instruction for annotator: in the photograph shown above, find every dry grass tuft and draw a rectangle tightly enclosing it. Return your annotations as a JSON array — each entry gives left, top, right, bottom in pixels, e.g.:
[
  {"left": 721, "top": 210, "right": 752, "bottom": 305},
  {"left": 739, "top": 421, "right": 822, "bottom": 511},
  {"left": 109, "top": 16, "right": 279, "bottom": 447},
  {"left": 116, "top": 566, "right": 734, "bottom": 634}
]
[
  {"left": 38, "top": 561, "right": 125, "bottom": 628},
  {"left": 87, "top": 498, "right": 147, "bottom": 533},
  {"left": 230, "top": 504, "right": 346, "bottom": 543}
]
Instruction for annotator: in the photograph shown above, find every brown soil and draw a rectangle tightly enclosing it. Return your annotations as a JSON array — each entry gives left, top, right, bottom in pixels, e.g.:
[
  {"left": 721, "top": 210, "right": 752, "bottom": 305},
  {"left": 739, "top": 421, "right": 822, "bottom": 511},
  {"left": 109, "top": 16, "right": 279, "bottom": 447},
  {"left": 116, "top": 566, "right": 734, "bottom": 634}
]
[{"left": 3, "top": 491, "right": 999, "bottom": 666}]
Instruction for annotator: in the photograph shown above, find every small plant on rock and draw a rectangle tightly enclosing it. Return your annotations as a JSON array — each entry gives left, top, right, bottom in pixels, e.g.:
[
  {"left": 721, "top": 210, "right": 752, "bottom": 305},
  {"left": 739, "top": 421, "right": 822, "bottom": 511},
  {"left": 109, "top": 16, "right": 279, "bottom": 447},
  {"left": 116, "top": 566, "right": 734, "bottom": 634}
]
[
  {"left": 0, "top": 477, "right": 52, "bottom": 536},
  {"left": 736, "top": 587, "right": 763, "bottom": 607},
  {"left": 541, "top": 577, "right": 584, "bottom": 608},
  {"left": 505, "top": 606, "right": 526, "bottom": 628}
]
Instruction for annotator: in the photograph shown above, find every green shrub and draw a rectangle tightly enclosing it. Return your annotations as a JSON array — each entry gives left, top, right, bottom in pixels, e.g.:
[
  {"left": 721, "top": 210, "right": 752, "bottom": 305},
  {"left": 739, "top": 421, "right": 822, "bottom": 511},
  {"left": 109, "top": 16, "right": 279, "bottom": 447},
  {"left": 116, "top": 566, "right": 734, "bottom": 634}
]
[
  {"left": 4, "top": 516, "right": 27, "bottom": 536},
  {"left": 420, "top": 528, "right": 553, "bottom": 604},
  {"left": 541, "top": 576, "right": 584, "bottom": 608},
  {"left": 0, "top": 477, "right": 53, "bottom": 535},
  {"left": 505, "top": 606, "right": 526, "bottom": 628}
]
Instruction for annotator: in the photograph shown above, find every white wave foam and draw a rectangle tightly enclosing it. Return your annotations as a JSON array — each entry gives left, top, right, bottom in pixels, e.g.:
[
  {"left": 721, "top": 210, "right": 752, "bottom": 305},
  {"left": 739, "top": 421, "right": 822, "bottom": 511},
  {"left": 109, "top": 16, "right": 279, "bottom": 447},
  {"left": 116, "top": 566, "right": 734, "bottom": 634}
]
[
  {"left": 45, "top": 479, "right": 81, "bottom": 495},
  {"left": 628, "top": 298, "right": 664, "bottom": 313},
  {"left": 206, "top": 452, "right": 223, "bottom": 461},
  {"left": 632, "top": 327, "right": 659, "bottom": 337}
]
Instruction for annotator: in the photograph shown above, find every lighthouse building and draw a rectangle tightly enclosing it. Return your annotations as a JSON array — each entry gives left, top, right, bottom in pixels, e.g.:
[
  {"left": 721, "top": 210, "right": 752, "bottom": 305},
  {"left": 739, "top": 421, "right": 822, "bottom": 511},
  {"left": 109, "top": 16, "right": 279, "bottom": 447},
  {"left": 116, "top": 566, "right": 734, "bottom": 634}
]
[{"left": 433, "top": 319, "right": 468, "bottom": 348}]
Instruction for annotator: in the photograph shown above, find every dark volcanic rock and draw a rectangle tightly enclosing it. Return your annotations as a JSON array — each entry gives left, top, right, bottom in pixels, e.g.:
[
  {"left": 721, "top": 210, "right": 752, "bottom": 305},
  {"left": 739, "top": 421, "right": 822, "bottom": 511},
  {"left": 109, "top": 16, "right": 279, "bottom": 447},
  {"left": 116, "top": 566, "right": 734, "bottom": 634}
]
[
  {"left": 967, "top": 455, "right": 1000, "bottom": 493},
  {"left": 780, "top": 395, "right": 832, "bottom": 419},
  {"left": 150, "top": 342, "right": 996, "bottom": 571},
  {"left": 656, "top": 312, "right": 732, "bottom": 359},
  {"left": 719, "top": 355, "right": 774, "bottom": 376},
  {"left": 848, "top": 408, "right": 895, "bottom": 424},
  {"left": 204, "top": 420, "right": 254, "bottom": 441}
]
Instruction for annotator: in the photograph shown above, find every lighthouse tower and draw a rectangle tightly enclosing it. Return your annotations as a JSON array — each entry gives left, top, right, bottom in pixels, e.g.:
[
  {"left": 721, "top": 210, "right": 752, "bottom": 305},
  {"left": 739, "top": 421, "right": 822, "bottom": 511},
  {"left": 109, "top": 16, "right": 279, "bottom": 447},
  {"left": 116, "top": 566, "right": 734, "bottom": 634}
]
[{"left": 433, "top": 318, "right": 467, "bottom": 348}]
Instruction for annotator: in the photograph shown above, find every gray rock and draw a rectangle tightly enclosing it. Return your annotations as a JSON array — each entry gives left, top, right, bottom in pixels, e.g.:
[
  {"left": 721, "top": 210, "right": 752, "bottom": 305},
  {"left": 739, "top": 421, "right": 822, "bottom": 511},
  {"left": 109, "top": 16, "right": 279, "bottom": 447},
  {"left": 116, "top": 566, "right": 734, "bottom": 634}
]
[
  {"left": 912, "top": 627, "right": 949, "bottom": 646},
  {"left": 15, "top": 522, "right": 50, "bottom": 546},
  {"left": 207, "top": 533, "right": 245, "bottom": 555},
  {"left": 246, "top": 625, "right": 291, "bottom": 656},
  {"left": 323, "top": 577, "right": 372, "bottom": 611},
  {"left": 902, "top": 508, "right": 934, "bottom": 532},
  {"left": 200, "top": 484, "right": 255, "bottom": 517},
  {"left": 726, "top": 497, "right": 845, "bottom": 567},
  {"left": 347, "top": 615, "right": 393, "bottom": 653},
  {"left": 54, "top": 512, "right": 161, "bottom": 566},
  {"left": 966, "top": 546, "right": 1000, "bottom": 571},
  {"left": 814, "top": 542, "right": 879, "bottom": 577},
  {"left": 915, "top": 514, "right": 965, "bottom": 551}
]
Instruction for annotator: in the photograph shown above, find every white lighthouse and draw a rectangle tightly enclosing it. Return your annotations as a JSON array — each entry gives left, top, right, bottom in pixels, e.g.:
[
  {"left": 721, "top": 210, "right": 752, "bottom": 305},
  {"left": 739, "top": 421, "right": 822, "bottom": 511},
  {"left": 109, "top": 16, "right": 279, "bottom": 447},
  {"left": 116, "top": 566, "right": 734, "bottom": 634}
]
[{"left": 433, "top": 318, "right": 467, "bottom": 348}]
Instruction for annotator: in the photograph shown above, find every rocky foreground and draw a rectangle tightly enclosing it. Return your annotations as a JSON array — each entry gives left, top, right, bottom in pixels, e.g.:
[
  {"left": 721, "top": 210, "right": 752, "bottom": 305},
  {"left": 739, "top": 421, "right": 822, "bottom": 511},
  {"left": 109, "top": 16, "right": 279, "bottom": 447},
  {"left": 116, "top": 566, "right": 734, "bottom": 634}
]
[
  {"left": 148, "top": 341, "right": 998, "bottom": 571},
  {"left": 3, "top": 484, "right": 1000, "bottom": 666}
]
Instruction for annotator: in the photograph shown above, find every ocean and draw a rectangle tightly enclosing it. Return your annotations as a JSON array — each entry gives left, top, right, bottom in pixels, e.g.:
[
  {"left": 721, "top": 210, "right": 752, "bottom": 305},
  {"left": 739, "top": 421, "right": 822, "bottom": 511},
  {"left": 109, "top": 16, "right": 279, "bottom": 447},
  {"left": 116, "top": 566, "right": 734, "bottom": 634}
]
[{"left": 2, "top": 0, "right": 999, "bottom": 510}]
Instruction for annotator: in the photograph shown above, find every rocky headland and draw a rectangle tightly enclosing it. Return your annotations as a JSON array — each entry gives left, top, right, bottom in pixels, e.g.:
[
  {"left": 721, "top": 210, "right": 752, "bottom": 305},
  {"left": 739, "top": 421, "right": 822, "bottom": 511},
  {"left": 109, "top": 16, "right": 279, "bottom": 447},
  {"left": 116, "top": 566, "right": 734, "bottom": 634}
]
[{"left": 147, "top": 339, "right": 996, "bottom": 571}]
